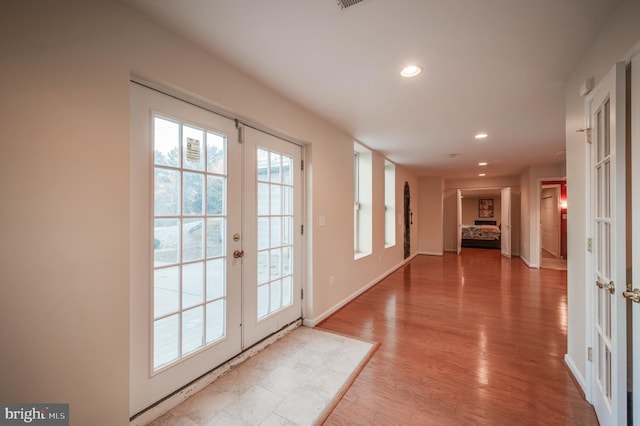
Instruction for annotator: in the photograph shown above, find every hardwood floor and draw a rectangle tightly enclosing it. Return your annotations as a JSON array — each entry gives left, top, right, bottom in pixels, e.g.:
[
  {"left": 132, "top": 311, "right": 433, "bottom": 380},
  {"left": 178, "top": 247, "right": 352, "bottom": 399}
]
[{"left": 318, "top": 249, "right": 597, "bottom": 425}]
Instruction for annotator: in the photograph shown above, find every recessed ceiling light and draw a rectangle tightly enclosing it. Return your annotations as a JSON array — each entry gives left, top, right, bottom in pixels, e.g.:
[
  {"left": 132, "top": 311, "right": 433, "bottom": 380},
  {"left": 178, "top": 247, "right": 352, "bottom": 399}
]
[
  {"left": 475, "top": 133, "right": 488, "bottom": 139},
  {"left": 479, "top": 173, "right": 486, "bottom": 177},
  {"left": 401, "top": 65, "right": 422, "bottom": 78},
  {"left": 478, "top": 162, "right": 488, "bottom": 166}
]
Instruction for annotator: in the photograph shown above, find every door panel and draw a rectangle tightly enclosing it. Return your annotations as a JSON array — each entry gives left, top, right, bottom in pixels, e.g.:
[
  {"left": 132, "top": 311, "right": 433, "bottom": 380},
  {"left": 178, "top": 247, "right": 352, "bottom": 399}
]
[
  {"left": 241, "top": 127, "right": 303, "bottom": 348},
  {"left": 540, "top": 187, "right": 560, "bottom": 257},
  {"left": 587, "top": 62, "right": 627, "bottom": 426},
  {"left": 456, "top": 189, "right": 462, "bottom": 254},
  {"left": 130, "top": 83, "right": 243, "bottom": 415},
  {"left": 501, "top": 187, "right": 512, "bottom": 258},
  {"left": 404, "top": 182, "right": 411, "bottom": 258}
]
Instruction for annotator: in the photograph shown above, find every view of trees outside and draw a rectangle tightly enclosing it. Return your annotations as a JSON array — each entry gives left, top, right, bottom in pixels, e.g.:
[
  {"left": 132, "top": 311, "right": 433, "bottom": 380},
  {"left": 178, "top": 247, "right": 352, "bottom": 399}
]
[
  {"left": 151, "top": 116, "right": 227, "bottom": 370},
  {"left": 150, "top": 116, "right": 297, "bottom": 369}
]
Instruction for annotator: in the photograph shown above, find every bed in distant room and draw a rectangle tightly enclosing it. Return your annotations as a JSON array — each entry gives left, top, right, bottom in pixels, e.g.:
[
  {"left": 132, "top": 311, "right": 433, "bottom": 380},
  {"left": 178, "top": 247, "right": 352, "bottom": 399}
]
[{"left": 461, "top": 220, "right": 501, "bottom": 249}]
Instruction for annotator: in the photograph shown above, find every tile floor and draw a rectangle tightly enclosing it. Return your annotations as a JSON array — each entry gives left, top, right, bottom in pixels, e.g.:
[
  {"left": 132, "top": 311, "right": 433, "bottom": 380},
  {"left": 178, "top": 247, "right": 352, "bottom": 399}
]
[
  {"left": 541, "top": 249, "right": 567, "bottom": 270},
  {"left": 148, "top": 327, "right": 375, "bottom": 426}
]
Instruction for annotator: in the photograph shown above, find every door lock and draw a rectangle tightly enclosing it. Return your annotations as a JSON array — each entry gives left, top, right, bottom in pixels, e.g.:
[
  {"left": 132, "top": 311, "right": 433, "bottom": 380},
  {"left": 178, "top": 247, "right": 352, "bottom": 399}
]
[{"left": 233, "top": 250, "right": 245, "bottom": 259}]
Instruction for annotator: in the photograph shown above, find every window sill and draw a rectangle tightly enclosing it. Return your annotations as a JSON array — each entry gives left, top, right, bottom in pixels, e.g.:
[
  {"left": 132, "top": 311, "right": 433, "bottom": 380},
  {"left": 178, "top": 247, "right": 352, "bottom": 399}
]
[{"left": 354, "top": 251, "right": 371, "bottom": 261}]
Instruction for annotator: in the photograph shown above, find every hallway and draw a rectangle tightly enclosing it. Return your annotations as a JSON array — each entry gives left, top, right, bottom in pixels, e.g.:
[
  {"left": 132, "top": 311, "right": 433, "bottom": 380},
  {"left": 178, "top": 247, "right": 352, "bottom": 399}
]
[{"left": 318, "top": 250, "right": 597, "bottom": 425}]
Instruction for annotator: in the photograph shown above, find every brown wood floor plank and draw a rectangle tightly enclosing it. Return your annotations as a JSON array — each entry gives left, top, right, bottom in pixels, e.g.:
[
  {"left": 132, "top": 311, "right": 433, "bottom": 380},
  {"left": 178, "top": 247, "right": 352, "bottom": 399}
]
[{"left": 318, "top": 250, "right": 598, "bottom": 426}]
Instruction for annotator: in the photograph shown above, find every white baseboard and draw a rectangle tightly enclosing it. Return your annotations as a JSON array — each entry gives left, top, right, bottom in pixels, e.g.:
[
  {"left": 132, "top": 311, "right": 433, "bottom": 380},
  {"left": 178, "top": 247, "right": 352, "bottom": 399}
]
[
  {"left": 304, "top": 254, "right": 418, "bottom": 327},
  {"left": 520, "top": 256, "right": 539, "bottom": 268},
  {"left": 131, "top": 321, "right": 302, "bottom": 425},
  {"left": 564, "top": 353, "right": 589, "bottom": 402},
  {"left": 419, "top": 251, "right": 443, "bottom": 256}
]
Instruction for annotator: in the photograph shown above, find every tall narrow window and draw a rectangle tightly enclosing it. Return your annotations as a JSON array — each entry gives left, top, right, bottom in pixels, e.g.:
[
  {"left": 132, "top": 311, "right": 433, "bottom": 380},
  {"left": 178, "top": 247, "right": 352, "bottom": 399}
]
[
  {"left": 384, "top": 160, "right": 396, "bottom": 247},
  {"left": 354, "top": 142, "right": 372, "bottom": 258},
  {"left": 354, "top": 152, "right": 360, "bottom": 252},
  {"left": 152, "top": 115, "right": 228, "bottom": 372}
]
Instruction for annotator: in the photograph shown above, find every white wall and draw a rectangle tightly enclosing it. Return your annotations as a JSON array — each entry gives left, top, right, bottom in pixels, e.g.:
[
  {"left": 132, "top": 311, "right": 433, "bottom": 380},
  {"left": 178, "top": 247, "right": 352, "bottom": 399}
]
[
  {"left": 418, "top": 177, "right": 444, "bottom": 255},
  {"left": 564, "top": 0, "right": 640, "bottom": 391},
  {"left": 0, "top": 1, "right": 419, "bottom": 423}
]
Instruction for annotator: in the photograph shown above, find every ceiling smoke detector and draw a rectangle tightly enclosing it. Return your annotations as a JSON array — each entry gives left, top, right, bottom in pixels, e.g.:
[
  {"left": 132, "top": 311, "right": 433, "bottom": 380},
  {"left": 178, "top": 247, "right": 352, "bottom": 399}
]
[{"left": 336, "top": 0, "right": 365, "bottom": 9}]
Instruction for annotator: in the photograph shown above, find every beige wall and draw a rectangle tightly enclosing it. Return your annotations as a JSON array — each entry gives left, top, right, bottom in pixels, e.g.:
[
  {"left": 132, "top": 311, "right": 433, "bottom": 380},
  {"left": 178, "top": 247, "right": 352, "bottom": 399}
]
[
  {"left": 418, "top": 177, "right": 444, "bottom": 255},
  {"left": 564, "top": 0, "right": 640, "bottom": 392},
  {"left": 0, "top": 1, "right": 419, "bottom": 423}
]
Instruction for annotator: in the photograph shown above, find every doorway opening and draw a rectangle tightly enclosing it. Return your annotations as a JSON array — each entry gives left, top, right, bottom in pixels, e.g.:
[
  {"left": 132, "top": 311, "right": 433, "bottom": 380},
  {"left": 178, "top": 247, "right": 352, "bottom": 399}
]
[{"left": 540, "top": 179, "right": 567, "bottom": 270}]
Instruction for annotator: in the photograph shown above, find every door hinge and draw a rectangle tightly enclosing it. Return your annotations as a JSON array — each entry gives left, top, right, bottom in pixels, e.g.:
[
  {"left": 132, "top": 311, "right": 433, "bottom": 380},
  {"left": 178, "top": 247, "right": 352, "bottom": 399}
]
[
  {"left": 301, "top": 224, "right": 304, "bottom": 235},
  {"left": 576, "top": 127, "right": 592, "bottom": 144},
  {"left": 301, "top": 289, "right": 304, "bottom": 300},
  {"left": 236, "top": 120, "right": 244, "bottom": 144},
  {"left": 301, "top": 160, "right": 304, "bottom": 171},
  {"left": 587, "top": 238, "right": 592, "bottom": 253},
  {"left": 587, "top": 347, "right": 593, "bottom": 362}
]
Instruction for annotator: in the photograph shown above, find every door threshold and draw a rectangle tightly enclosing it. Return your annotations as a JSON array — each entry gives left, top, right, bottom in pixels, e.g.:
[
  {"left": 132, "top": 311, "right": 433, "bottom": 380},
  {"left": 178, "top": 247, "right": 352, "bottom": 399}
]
[{"left": 130, "top": 319, "right": 302, "bottom": 425}]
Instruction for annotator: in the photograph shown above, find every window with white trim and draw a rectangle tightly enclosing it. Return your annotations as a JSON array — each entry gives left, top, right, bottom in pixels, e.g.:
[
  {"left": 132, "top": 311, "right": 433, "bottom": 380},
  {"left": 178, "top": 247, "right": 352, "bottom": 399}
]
[
  {"left": 354, "top": 142, "right": 372, "bottom": 258},
  {"left": 384, "top": 160, "right": 396, "bottom": 247}
]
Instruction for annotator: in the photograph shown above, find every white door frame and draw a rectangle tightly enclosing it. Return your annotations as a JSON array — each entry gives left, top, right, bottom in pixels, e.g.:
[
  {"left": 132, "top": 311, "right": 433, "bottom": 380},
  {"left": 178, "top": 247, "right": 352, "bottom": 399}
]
[
  {"left": 501, "top": 187, "right": 512, "bottom": 258},
  {"left": 630, "top": 51, "right": 640, "bottom": 426},
  {"left": 456, "top": 189, "right": 462, "bottom": 254},
  {"left": 533, "top": 177, "right": 565, "bottom": 268}
]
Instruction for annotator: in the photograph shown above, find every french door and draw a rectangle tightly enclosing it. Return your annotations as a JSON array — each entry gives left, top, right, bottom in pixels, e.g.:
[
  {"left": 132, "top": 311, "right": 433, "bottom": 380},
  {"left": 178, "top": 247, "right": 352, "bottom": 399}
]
[
  {"left": 586, "top": 62, "right": 626, "bottom": 426},
  {"left": 241, "top": 127, "right": 303, "bottom": 348},
  {"left": 130, "top": 83, "right": 302, "bottom": 416}
]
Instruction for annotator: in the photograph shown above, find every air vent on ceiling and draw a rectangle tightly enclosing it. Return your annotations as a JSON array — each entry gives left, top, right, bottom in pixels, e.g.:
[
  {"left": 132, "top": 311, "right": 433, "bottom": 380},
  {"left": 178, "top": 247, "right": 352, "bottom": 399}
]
[{"left": 336, "top": 0, "right": 365, "bottom": 10}]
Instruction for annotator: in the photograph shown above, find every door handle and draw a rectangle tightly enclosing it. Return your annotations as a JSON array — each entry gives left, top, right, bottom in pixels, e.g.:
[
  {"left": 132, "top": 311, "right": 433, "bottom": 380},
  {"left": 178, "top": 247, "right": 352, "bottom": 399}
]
[
  {"left": 622, "top": 288, "right": 640, "bottom": 303},
  {"left": 233, "top": 250, "right": 245, "bottom": 259},
  {"left": 596, "top": 280, "right": 615, "bottom": 295}
]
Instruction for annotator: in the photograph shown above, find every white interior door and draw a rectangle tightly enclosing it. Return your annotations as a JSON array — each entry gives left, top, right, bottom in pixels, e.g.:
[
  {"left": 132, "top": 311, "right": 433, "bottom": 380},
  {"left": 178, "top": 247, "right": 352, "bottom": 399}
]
[
  {"left": 540, "top": 186, "right": 560, "bottom": 257},
  {"left": 501, "top": 187, "right": 512, "bottom": 258},
  {"left": 630, "top": 53, "right": 640, "bottom": 426},
  {"left": 241, "top": 127, "right": 303, "bottom": 348},
  {"left": 586, "top": 61, "right": 627, "bottom": 426},
  {"left": 456, "top": 189, "right": 462, "bottom": 254}
]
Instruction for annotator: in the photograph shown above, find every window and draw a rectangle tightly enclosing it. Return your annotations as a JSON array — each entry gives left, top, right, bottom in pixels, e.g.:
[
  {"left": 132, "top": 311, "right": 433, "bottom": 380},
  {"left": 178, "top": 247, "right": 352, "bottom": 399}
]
[
  {"left": 354, "top": 142, "right": 372, "bottom": 258},
  {"left": 384, "top": 160, "right": 396, "bottom": 247},
  {"left": 152, "top": 115, "right": 228, "bottom": 371}
]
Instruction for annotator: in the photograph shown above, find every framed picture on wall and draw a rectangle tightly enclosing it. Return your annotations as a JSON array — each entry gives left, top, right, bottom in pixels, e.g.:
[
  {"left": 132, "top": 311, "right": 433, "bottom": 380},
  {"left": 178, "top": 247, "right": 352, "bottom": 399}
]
[{"left": 479, "top": 199, "right": 494, "bottom": 218}]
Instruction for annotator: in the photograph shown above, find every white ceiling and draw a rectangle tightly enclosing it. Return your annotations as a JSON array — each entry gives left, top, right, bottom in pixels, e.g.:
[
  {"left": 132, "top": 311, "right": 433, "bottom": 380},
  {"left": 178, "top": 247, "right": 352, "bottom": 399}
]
[{"left": 124, "top": 0, "right": 620, "bottom": 179}]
